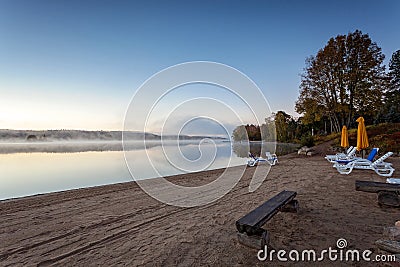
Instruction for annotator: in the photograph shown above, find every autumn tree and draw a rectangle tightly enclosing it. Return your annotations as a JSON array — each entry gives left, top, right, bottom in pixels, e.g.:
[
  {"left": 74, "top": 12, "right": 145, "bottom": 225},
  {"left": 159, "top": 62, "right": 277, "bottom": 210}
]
[
  {"left": 296, "top": 30, "right": 387, "bottom": 132},
  {"left": 260, "top": 116, "right": 276, "bottom": 142},
  {"left": 274, "top": 111, "right": 291, "bottom": 142},
  {"left": 232, "top": 125, "right": 248, "bottom": 141},
  {"left": 232, "top": 124, "right": 262, "bottom": 141},
  {"left": 245, "top": 124, "right": 261, "bottom": 141}
]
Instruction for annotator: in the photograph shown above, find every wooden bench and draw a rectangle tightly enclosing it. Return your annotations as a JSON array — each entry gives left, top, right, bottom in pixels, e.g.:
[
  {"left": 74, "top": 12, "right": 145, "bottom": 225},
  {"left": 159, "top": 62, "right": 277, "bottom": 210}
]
[
  {"left": 236, "top": 190, "right": 299, "bottom": 249},
  {"left": 355, "top": 180, "right": 400, "bottom": 207}
]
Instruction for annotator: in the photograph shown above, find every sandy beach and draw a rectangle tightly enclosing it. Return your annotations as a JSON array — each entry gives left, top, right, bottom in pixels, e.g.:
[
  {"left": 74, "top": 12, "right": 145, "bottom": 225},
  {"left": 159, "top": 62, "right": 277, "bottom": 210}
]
[{"left": 1, "top": 150, "right": 399, "bottom": 266}]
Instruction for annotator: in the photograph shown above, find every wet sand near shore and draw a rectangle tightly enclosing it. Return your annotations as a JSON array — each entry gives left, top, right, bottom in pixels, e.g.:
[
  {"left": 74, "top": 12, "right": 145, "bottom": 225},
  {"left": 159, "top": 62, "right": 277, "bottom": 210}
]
[{"left": 0, "top": 152, "right": 399, "bottom": 266}]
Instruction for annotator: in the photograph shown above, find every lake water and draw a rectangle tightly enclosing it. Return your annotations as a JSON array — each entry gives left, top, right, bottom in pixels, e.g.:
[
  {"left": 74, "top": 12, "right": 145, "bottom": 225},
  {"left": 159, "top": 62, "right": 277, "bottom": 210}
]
[{"left": 0, "top": 141, "right": 298, "bottom": 200}]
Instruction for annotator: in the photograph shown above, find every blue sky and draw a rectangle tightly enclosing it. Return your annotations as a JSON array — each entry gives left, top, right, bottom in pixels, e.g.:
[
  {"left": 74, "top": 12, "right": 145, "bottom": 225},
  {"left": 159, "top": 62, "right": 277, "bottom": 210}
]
[{"left": 0, "top": 0, "right": 399, "bottom": 132}]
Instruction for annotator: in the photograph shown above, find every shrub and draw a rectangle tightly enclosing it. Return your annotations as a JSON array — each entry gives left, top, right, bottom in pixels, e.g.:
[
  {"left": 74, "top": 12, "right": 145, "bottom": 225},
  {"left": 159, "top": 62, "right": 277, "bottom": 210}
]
[{"left": 300, "top": 135, "right": 315, "bottom": 147}]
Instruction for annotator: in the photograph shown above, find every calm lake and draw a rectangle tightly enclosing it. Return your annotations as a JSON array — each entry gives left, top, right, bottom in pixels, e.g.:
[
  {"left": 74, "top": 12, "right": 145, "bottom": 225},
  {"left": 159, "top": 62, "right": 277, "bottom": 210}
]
[{"left": 0, "top": 141, "right": 298, "bottom": 200}]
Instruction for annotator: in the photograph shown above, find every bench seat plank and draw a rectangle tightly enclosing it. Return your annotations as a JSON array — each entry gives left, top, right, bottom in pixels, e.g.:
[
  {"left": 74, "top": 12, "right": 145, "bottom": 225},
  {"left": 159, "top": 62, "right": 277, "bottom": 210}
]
[
  {"left": 355, "top": 180, "right": 400, "bottom": 193},
  {"left": 236, "top": 190, "right": 296, "bottom": 234}
]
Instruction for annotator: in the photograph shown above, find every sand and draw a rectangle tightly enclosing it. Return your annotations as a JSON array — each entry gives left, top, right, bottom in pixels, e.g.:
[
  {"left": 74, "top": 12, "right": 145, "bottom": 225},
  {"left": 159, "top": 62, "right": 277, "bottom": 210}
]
[{"left": 0, "top": 150, "right": 399, "bottom": 266}]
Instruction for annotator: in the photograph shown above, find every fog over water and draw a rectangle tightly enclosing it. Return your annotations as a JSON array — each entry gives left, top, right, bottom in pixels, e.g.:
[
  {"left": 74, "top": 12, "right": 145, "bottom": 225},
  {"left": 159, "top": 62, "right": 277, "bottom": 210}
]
[{"left": 0, "top": 140, "right": 298, "bottom": 200}]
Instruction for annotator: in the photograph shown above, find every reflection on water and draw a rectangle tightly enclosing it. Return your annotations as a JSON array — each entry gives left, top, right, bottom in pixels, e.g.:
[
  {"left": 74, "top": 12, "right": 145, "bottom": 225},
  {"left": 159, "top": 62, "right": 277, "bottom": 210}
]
[
  {"left": 0, "top": 141, "right": 299, "bottom": 200},
  {"left": 0, "top": 151, "right": 130, "bottom": 201},
  {"left": 0, "top": 141, "right": 244, "bottom": 200}
]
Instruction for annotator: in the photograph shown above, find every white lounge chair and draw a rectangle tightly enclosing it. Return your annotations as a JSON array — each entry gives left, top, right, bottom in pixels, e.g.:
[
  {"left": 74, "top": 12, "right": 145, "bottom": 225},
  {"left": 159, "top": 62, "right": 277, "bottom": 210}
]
[
  {"left": 265, "top": 152, "right": 279, "bottom": 166},
  {"left": 247, "top": 153, "right": 265, "bottom": 167},
  {"left": 334, "top": 147, "right": 378, "bottom": 167},
  {"left": 334, "top": 150, "right": 394, "bottom": 177},
  {"left": 247, "top": 152, "right": 278, "bottom": 167},
  {"left": 325, "top": 146, "right": 356, "bottom": 163}
]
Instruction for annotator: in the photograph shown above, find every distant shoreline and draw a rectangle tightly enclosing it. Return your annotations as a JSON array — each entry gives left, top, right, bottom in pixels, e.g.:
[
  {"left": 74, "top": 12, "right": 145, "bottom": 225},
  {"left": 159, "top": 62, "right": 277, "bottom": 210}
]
[
  {"left": 0, "top": 139, "right": 229, "bottom": 154},
  {"left": 0, "top": 129, "right": 227, "bottom": 142}
]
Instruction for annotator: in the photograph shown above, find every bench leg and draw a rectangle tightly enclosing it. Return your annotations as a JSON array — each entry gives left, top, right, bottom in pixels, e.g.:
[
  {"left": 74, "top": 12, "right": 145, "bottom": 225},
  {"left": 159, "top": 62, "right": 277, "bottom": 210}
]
[
  {"left": 279, "top": 199, "right": 299, "bottom": 213},
  {"left": 378, "top": 191, "right": 400, "bottom": 207},
  {"left": 237, "top": 230, "right": 269, "bottom": 249}
]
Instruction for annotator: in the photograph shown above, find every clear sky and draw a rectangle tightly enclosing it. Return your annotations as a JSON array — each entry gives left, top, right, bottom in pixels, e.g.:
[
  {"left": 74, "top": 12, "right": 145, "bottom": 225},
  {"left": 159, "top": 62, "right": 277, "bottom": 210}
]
[{"left": 0, "top": 0, "right": 399, "bottom": 132}]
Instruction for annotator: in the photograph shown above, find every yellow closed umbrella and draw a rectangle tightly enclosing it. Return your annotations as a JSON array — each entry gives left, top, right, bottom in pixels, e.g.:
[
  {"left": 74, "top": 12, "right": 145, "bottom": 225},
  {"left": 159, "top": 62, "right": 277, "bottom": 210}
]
[
  {"left": 356, "top": 117, "right": 369, "bottom": 151},
  {"left": 341, "top": 126, "right": 349, "bottom": 148}
]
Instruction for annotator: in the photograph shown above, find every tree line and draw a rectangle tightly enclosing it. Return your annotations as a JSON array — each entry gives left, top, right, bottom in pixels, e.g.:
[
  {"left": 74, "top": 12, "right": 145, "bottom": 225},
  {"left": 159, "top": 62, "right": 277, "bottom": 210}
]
[{"left": 232, "top": 111, "right": 312, "bottom": 145}]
